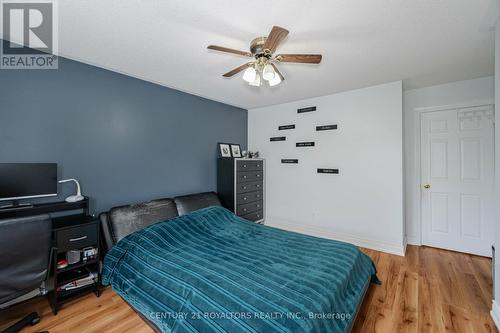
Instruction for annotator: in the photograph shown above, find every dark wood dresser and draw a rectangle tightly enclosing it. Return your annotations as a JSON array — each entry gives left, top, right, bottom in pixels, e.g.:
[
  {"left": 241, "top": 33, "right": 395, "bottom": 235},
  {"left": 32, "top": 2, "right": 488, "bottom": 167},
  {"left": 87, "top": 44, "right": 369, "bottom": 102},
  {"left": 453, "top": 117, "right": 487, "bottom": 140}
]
[{"left": 217, "top": 158, "right": 265, "bottom": 223}]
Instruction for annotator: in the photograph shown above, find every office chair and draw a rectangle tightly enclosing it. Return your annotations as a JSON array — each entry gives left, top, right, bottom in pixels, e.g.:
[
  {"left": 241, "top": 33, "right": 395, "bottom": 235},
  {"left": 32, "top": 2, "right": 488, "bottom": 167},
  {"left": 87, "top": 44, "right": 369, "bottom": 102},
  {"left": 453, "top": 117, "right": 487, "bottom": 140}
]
[{"left": 0, "top": 214, "right": 52, "bottom": 333}]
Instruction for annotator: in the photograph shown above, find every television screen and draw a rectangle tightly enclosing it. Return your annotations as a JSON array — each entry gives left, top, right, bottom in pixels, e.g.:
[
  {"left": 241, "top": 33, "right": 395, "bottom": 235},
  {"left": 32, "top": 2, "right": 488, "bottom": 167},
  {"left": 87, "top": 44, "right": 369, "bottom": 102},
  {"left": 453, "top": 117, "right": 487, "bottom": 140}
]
[{"left": 0, "top": 163, "right": 58, "bottom": 201}]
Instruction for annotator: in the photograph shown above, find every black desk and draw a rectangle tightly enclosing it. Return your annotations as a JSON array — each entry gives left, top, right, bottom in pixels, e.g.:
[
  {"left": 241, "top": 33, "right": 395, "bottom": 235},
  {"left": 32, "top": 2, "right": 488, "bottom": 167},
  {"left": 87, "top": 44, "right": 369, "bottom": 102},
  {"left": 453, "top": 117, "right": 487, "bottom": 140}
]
[
  {"left": 0, "top": 198, "right": 89, "bottom": 220},
  {"left": 0, "top": 198, "right": 100, "bottom": 314}
]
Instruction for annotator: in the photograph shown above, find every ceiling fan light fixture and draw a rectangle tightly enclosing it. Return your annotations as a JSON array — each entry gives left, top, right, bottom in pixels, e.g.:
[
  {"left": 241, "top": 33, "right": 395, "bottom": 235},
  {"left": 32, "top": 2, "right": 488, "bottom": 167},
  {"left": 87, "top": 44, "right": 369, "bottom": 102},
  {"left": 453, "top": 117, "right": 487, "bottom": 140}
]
[
  {"left": 262, "top": 64, "right": 275, "bottom": 81},
  {"left": 249, "top": 72, "right": 261, "bottom": 86},
  {"left": 209, "top": 26, "right": 322, "bottom": 87},
  {"left": 242, "top": 66, "right": 256, "bottom": 83},
  {"left": 268, "top": 73, "right": 282, "bottom": 87}
]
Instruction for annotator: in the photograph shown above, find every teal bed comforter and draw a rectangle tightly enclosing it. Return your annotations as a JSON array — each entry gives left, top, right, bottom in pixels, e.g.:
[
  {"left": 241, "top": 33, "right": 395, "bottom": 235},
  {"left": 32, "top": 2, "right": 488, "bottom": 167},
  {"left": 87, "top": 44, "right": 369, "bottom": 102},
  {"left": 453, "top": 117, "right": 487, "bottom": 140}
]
[{"left": 102, "top": 206, "right": 378, "bottom": 333}]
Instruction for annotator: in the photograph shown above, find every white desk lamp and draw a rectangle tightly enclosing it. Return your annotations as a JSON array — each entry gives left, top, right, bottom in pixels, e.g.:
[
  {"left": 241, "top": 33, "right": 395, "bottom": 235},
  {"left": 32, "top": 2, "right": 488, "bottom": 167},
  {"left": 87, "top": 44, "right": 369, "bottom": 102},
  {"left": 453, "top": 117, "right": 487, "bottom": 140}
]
[{"left": 58, "top": 179, "right": 84, "bottom": 202}]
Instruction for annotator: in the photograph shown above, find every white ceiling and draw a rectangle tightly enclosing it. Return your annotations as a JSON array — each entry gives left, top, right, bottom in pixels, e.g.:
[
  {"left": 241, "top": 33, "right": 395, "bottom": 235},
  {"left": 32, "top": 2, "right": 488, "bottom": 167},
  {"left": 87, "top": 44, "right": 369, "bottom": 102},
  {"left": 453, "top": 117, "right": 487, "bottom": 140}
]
[{"left": 10, "top": 1, "right": 498, "bottom": 109}]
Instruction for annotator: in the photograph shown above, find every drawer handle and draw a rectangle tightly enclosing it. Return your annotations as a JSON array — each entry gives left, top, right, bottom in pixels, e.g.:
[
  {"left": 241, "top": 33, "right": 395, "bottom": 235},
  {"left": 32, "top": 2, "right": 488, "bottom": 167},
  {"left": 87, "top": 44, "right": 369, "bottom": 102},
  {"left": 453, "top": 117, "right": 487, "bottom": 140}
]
[
  {"left": 256, "top": 194, "right": 260, "bottom": 198},
  {"left": 256, "top": 185, "right": 260, "bottom": 188},
  {"left": 69, "top": 236, "right": 88, "bottom": 242},
  {"left": 257, "top": 214, "right": 261, "bottom": 218},
  {"left": 243, "top": 208, "right": 247, "bottom": 212},
  {"left": 257, "top": 164, "right": 261, "bottom": 168},
  {"left": 257, "top": 204, "right": 261, "bottom": 208},
  {"left": 257, "top": 174, "right": 260, "bottom": 177},
  {"left": 243, "top": 164, "right": 247, "bottom": 168},
  {"left": 243, "top": 186, "right": 247, "bottom": 189},
  {"left": 243, "top": 175, "right": 247, "bottom": 179},
  {"left": 243, "top": 197, "right": 247, "bottom": 200}
]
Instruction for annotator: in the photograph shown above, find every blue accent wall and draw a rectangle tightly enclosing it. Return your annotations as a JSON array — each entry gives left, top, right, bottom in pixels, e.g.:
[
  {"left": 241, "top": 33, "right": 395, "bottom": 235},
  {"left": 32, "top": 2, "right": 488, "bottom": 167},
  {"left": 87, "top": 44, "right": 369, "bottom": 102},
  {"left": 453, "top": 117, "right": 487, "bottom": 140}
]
[{"left": 0, "top": 54, "right": 247, "bottom": 213}]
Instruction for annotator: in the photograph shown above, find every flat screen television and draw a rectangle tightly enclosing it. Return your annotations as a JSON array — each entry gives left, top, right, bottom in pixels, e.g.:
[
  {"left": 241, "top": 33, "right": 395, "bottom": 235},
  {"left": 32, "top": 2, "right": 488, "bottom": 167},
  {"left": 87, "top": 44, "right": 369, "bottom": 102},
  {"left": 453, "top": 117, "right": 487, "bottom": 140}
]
[{"left": 0, "top": 163, "right": 58, "bottom": 203}]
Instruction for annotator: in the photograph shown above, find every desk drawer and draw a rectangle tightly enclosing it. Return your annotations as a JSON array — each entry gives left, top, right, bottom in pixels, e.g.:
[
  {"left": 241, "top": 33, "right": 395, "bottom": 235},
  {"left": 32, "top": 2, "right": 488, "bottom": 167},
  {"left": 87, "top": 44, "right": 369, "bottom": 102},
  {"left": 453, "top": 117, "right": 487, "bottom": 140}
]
[
  {"left": 56, "top": 223, "right": 98, "bottom": 252},
  {"left": 236, "top": 181, "right": 263, "bottom": 194},
  {"left": 236, "top": 201, "right": 263, "bottom": 216},
  {"left": 237, "top": 160, "right": 263, "bottom": 172}
]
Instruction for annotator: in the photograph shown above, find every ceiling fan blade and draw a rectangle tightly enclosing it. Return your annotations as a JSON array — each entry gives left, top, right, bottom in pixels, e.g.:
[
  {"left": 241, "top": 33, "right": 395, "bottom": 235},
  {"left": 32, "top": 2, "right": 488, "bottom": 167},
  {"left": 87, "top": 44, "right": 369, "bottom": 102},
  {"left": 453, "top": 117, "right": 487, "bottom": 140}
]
[
  {"left": 276, "top": 54, "right": 322, "bottom": 64},
  {"left": 208, "top": 45, "right": 252, "bottom": 57},
  {"left": 270, "top": 63, "right": 285, "bottom": 81},
  {"left": 263, "top": 26, "right": 289, "bottom": 53},
  {"left": 222, "top": 62, "right": 253, "bottom": 77}
]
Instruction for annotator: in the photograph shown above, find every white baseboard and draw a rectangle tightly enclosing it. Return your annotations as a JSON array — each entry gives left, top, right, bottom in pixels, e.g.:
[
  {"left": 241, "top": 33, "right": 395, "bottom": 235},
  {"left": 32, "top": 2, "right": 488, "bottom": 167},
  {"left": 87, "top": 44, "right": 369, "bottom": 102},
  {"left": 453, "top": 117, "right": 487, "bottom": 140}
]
[
  {"left": 406, "top": 235, "right": 421, "bottom": 245},
  {"left": 491, "top": 300, "right": 500, "bottom": 330},
  {"left": 266, "top": 218, "right": 406, "bottom": 256}
]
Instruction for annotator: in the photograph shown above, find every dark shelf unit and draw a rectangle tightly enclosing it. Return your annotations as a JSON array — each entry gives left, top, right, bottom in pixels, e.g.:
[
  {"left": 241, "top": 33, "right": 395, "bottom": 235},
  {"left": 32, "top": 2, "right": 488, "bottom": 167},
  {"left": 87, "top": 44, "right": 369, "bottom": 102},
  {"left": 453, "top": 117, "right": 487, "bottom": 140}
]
[
  {"left": 56, "top": 266, "right": 94, "bottom": 287},
  {"left": 49, "top": 216, "right": 101, "bottom": 314},
  {"left": 57, "top": 284, "right": 97, "bottom": 304},
  {"left": 55, "top": 258, "right": 99, "bottom": 274},
  {"left": 51, "top": 213, "right": 93, "bottom": 230}
]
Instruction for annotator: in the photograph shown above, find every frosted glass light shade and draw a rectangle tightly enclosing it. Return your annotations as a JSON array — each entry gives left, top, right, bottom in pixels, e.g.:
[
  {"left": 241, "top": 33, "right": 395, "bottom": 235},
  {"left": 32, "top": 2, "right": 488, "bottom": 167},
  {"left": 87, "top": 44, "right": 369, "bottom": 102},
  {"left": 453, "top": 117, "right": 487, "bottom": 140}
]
[
  {"left": 249, "top": 72, "right": 261, "bottom": 86},
  {"left": 242, "top": 67, "right": 256, "bottom": 83},
  {"left": 268, "top": 73, "right": 281, "bottom": 86},
  {"left": 262, "top": 64, "right": 275, "bottom": 81}
]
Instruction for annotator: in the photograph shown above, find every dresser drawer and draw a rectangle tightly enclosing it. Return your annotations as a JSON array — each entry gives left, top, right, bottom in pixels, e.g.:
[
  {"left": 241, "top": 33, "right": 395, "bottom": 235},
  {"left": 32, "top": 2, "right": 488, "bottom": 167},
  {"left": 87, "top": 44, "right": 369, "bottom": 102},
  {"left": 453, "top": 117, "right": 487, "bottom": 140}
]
[
  {"left": 236, "top": 200, "right": 263, "bottom": 215},
  {"left": 56, "top": 223, "right": 98, "bottom": 252},
  {"left": 237, "top": 191, "right": 263, "bottom": 204},
  {"left": 240, "top": 210, "right": 264, "bottom": 222},
  {"left": 237, "top": 160, "right": 263, "bottom": 172},
  {"left": 237, "top": 171, "right": 263, "bottom": 183},
  {"left": 236, "top": 181, "right": 263, "bottom": 194}
]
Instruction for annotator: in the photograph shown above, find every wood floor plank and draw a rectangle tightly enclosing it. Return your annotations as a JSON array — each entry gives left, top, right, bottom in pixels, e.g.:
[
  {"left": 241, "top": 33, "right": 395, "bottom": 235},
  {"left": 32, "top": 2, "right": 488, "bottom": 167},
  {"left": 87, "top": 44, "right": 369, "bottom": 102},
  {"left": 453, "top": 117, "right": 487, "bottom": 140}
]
[
  {"left": 460, "top": 272, "right": 492, "bottom": 315},
  {"left": 0, "top": 245, "right": 496, "bottom": 333},
  {"left": 418, "top": 268, "right": 448, "bottom": 333},
  {"left": 471, "top": 255, "right": 494, "bottom": 301},
  {"left": 392, "top": 270, "right": 418, "bottom": 333}
]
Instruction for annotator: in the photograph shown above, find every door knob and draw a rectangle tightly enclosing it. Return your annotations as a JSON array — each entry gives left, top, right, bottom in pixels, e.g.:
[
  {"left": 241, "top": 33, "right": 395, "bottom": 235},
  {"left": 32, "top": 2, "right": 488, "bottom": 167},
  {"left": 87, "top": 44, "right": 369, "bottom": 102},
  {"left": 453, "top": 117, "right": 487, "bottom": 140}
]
[{"left": 423, "top": 184, "right": 431, "bottom": 189}]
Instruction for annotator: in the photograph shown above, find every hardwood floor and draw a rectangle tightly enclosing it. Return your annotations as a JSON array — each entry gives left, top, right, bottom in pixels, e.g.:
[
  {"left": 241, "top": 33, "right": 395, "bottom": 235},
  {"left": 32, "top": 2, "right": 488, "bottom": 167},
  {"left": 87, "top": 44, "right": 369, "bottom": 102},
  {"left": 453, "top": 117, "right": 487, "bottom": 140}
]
[
  {"left": 1, "top": 245, "right": 497, "bottom": 333},
  {"left": 353, "top": 246, "right": 497, "bottom": 333}
]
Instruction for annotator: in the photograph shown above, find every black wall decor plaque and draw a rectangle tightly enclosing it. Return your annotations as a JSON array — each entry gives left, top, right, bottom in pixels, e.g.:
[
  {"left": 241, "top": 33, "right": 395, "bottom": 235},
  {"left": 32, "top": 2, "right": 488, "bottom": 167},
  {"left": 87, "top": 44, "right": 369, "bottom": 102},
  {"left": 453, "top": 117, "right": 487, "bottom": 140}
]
[
  {"left": 281, "top": 159, "right": 298, "bottom": 164},
  {"left": 279, "top": 124, "right": 295, "bottom": 130},
  {"left": 316, "top": 124, "right": 338, "bottom": 131},
  {"left": 296, "top": 141, "right": 315, "bottom": 147},
  {"left": 297, "top": 106, "right": 317, "bottom": 113},
  {"left": 270, "top": 136, "right": 286, "bottom": 142},
  {"left": 317, "top": 168, "right": 339, "bottom": 174}
]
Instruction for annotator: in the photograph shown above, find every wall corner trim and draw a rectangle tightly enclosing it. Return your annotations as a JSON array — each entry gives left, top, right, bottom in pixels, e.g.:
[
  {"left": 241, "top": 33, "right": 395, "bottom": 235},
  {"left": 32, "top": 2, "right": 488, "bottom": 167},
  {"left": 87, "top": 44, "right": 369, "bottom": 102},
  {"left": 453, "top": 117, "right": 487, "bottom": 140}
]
[{"left": 491, "top": 300, "right": 500, "bottom": 330}]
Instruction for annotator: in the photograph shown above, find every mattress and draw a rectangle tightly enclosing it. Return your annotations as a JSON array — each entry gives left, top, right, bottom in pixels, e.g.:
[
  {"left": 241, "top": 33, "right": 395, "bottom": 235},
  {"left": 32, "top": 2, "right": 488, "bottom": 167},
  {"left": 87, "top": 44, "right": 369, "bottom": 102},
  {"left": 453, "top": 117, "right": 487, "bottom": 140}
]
[{"left": 102, "top": 206, "right": 378, "bottom": 333}]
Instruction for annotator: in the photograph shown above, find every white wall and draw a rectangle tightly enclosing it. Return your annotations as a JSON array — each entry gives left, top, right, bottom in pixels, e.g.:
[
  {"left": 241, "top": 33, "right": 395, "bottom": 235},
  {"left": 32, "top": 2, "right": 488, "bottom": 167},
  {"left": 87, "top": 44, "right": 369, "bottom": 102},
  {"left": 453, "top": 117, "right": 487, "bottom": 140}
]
[
  {"left": 493, "top": 23, "right": 500, "bottom": 325},
  {"left": 403, "top": 77, "right": 494, "bottom": 245},
  {"left": 248, "top": 81, "right": 405, "bottom": 255}
]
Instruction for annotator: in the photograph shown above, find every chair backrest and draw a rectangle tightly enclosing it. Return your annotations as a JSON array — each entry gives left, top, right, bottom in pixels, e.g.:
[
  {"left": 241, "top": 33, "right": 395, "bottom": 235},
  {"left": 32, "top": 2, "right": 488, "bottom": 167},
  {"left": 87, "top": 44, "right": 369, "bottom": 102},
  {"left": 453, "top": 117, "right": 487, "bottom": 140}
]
[{"left": 0, "top": 214, "right": 51, "bottom": 305}]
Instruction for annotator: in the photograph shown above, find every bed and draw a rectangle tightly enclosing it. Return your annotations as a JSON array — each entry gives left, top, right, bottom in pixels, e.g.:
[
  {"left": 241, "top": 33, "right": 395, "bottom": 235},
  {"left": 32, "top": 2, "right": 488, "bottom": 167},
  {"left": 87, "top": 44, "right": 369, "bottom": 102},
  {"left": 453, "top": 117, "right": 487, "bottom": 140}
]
[{"left": 102, "top": 205, "right": 378, "bottom": 333}]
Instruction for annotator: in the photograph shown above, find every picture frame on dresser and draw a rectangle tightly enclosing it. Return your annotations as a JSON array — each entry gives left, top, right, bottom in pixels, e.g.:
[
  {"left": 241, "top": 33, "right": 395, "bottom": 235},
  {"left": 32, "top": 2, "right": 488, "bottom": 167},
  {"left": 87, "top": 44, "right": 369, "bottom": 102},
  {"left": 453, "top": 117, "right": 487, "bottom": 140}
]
[
  {"left": 218, "top": 143, "right": 232, "bottom": 158},
  {"left": 230, "top": 144, "right": 242, "bottom": 158},
  {"left": 217, "top": 158, "right": 265, "bottom": 224}
]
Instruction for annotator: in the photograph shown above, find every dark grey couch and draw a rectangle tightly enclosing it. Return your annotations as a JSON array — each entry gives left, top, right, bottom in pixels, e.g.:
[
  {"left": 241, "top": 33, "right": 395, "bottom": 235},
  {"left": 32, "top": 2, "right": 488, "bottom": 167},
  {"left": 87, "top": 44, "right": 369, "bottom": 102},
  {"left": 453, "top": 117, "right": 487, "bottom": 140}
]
[{"left": 99, "top": 192, "right": 221, "bottom": 254}]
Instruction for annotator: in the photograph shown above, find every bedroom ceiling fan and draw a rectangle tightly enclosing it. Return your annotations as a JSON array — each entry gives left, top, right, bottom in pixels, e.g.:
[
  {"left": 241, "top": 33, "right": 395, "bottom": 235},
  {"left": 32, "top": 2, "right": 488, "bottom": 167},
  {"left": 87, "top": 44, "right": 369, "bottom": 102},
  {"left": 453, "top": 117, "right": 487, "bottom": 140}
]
[{"left": 207, "top": 26, "right": 322, "bottom": 87}]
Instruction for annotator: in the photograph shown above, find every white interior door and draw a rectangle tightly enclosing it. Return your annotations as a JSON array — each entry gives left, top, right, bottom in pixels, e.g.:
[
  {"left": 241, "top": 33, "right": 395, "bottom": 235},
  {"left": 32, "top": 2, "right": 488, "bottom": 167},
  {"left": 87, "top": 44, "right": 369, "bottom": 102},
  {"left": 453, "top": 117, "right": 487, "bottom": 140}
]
[{"left": 420, "top": 105, "right": 494, "bottom": 257}]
